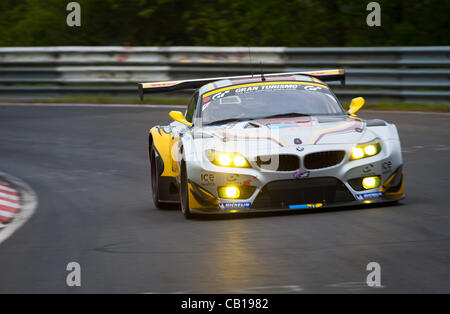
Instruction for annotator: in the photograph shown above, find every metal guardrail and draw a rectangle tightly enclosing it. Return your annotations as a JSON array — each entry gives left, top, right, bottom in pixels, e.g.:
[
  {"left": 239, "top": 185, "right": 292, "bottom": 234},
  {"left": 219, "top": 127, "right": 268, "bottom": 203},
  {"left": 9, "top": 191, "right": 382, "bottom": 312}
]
[{"left": 0, "top": 46, "right": 449, "bottom": 102}]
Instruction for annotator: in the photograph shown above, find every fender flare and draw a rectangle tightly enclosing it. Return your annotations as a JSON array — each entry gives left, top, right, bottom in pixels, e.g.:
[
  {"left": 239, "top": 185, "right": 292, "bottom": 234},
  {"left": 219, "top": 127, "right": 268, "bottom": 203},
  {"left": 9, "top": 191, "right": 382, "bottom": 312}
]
[{"left": 149, "top": 127, "right": 178, "bottom": 177}]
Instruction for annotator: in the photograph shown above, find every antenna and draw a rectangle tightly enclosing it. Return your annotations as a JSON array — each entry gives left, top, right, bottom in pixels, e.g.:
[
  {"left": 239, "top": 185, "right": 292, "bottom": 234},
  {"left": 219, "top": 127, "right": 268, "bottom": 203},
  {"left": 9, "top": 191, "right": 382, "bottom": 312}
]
[
  {"left": 248, "top": 46, "right": 254, "bottom": 78},
  {"left": 260, "top": 62, "right": 266, "bottom": 82}
]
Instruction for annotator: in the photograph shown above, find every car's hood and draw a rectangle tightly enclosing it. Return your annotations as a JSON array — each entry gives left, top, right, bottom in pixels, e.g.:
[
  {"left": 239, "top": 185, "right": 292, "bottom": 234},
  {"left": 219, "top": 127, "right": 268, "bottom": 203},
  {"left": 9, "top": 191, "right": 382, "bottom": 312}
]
[{"left": 199, "top": 115, "right": 367, "bottom": 147}]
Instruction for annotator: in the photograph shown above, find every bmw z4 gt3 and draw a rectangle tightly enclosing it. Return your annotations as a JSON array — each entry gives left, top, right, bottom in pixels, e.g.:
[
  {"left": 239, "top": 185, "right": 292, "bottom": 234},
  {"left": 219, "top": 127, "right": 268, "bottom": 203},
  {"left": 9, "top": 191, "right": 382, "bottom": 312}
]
[{"left": 139, "top": 69, "right": 404, "bottom": 218}]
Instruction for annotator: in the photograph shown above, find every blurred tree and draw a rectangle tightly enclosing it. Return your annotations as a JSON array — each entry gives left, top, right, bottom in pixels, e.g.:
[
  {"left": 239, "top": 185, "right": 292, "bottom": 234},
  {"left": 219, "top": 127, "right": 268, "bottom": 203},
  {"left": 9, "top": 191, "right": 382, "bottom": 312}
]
[{"left": 0, "top": 0, "right": 448, "bottom": 46}]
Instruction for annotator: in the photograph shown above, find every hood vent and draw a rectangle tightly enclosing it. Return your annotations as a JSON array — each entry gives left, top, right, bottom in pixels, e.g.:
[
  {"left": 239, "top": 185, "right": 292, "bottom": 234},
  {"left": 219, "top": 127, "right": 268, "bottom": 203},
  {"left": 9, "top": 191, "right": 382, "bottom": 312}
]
[{"left": 244, "top": 122, "right": 262, "bottom": 128}]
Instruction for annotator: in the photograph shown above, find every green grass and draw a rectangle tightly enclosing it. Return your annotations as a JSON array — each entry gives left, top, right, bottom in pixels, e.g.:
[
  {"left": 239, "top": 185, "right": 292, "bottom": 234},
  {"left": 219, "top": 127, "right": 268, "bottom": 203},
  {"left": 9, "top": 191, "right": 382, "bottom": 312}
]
[{"left": 0, "top": 97, "right": 449, "bottom": 112}]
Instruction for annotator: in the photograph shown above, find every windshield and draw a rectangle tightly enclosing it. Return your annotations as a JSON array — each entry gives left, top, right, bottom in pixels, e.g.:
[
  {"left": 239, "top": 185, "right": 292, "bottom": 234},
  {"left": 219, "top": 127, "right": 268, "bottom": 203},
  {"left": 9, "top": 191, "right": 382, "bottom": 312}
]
[{"left": 199, "top": 81, "right": 344, "bottom": 125}]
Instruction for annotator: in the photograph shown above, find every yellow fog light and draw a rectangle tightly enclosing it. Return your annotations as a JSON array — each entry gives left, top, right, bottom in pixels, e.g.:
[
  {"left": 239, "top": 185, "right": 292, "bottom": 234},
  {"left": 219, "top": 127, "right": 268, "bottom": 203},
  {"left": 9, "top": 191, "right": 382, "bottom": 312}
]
[
  {"left": 364, "top": 144, "right": 377, "bottom": 156},
  {"left": 218, "top": 186, "right": 240, "bottom": 199},
  {"left": 352, "top": 147, "right": 365, "bottom": 160},
  {"left": 217, "top": 153, "right": 232, "bottom": 166},
  {"left": 362, "top": 176, "right": 381, "bottom": 189}
]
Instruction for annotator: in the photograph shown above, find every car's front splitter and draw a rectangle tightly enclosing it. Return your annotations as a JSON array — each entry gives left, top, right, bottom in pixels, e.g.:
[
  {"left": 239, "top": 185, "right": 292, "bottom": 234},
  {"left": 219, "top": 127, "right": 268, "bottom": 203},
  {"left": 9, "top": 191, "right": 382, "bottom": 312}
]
[{"left": 189, "top": 195, "right": 404, "bottom": 215}]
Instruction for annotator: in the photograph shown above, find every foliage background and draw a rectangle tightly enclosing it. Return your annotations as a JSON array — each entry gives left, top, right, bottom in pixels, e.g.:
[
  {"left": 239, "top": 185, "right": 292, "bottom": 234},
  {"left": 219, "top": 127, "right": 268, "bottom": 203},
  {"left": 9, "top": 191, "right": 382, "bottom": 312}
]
[{"left": 0, "top": 0, "right": 448, "bottom": 47}]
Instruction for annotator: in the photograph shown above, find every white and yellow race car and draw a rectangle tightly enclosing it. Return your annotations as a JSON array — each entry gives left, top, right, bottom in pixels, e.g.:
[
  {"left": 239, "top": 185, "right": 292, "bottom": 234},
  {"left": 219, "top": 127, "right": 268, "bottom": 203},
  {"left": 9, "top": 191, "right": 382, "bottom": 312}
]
[{"left": 140, "top": 70, "right": 404, "bottom": 219}]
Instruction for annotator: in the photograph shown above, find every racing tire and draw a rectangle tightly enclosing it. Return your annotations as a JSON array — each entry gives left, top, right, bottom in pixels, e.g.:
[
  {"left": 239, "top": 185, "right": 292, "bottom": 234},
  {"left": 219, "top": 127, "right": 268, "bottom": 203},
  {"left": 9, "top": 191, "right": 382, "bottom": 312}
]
[
  {"left": 179, "top": 161, "right": 193, "bottom": 219},
  {"left": 150, "top": 144, "right": 172, "bottom": 210}
]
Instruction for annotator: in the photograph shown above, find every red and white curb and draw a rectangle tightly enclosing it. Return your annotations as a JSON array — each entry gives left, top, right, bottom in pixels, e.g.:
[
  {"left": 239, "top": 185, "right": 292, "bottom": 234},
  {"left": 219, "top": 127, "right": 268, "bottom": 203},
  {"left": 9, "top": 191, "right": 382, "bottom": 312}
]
[
  {"left": 0, "top": 183, "right": 21, "bottom": 227},
  {"left": 0, "top": 172, "right": 37, "bottom": 244}
]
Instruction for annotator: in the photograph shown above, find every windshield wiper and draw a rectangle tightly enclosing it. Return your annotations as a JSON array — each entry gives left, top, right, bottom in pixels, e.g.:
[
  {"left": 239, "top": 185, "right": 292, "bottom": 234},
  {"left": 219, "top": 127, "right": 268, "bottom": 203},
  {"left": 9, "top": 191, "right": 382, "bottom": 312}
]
[
  {"left": 206, "top": 113, "right": 310, "bottom": 125},
  {"left": 259, "top": 112, "right": 310, "bottom": 119},
  {"left": 205, "top": 118, "right": 249, "bottom": 126}
]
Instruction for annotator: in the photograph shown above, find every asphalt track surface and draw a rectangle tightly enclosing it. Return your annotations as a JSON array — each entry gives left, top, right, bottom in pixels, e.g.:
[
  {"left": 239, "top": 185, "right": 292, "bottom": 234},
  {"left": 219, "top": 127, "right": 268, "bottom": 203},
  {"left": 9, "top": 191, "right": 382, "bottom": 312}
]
[{"left": 0, "top": 105, "right": 449, "bottom": 293}]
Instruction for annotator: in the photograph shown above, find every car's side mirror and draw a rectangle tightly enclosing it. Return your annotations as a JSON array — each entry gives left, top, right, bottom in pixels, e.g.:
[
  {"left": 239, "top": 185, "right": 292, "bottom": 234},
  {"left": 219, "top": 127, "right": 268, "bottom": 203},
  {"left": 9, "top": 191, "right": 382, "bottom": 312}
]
[
  {"left": 169, "top": 111, "right": 192, "bottom": 127},
  {"left": 347, "top": 97, "right": 365, "bottom": 116}
]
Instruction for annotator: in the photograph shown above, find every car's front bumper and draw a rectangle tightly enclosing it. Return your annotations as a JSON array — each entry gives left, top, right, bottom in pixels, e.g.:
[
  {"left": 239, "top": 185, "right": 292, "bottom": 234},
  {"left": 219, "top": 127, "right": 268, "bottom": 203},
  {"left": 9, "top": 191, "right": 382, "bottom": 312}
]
[
  {"left": 186, "top": 164, "right": 404, "bottom": 214},
  {"left": 185, "top": 141, "right": 404, "bottom": 214}
]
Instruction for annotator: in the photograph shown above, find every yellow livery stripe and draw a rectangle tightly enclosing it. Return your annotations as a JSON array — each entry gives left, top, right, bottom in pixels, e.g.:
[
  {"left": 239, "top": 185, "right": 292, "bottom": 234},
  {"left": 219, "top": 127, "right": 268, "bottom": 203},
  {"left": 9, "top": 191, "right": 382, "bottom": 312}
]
[{"left": 308, "top": 118, "right": 351, "bottom": 144}]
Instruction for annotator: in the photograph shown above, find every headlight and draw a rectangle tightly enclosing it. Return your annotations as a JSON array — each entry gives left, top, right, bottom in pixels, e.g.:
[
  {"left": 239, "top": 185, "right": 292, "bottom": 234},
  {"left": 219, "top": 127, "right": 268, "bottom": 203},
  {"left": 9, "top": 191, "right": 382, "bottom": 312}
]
[
  {"left": 351, "top": 140, "right": 381, "bottom": 160},
  {"left": 206, "top": 150, "right": 251, "bottom": 168},
  {"left": 217, "top": 153, "right": 232, "bottom": 166}
]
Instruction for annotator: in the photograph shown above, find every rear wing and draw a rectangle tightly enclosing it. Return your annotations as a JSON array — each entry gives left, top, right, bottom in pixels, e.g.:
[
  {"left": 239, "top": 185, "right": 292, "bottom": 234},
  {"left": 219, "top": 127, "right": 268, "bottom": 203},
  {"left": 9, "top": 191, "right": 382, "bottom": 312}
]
[{"left": 138, "top": 69, "right": 345, "bottom": 101}]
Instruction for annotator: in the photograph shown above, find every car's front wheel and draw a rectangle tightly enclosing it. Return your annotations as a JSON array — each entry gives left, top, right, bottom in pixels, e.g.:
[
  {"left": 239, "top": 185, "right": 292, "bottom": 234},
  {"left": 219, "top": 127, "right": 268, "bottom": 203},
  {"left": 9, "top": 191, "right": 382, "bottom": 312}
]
[{"left": 179, "top": 161, "right": 193, "bottom": 219}]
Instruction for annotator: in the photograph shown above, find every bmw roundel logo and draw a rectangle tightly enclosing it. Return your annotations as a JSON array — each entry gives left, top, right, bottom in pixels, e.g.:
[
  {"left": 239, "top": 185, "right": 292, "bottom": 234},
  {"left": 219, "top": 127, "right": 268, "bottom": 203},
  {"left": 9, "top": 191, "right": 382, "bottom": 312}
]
[{"left": 296, "top": 146, "right": 304, "bottom": 152}]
